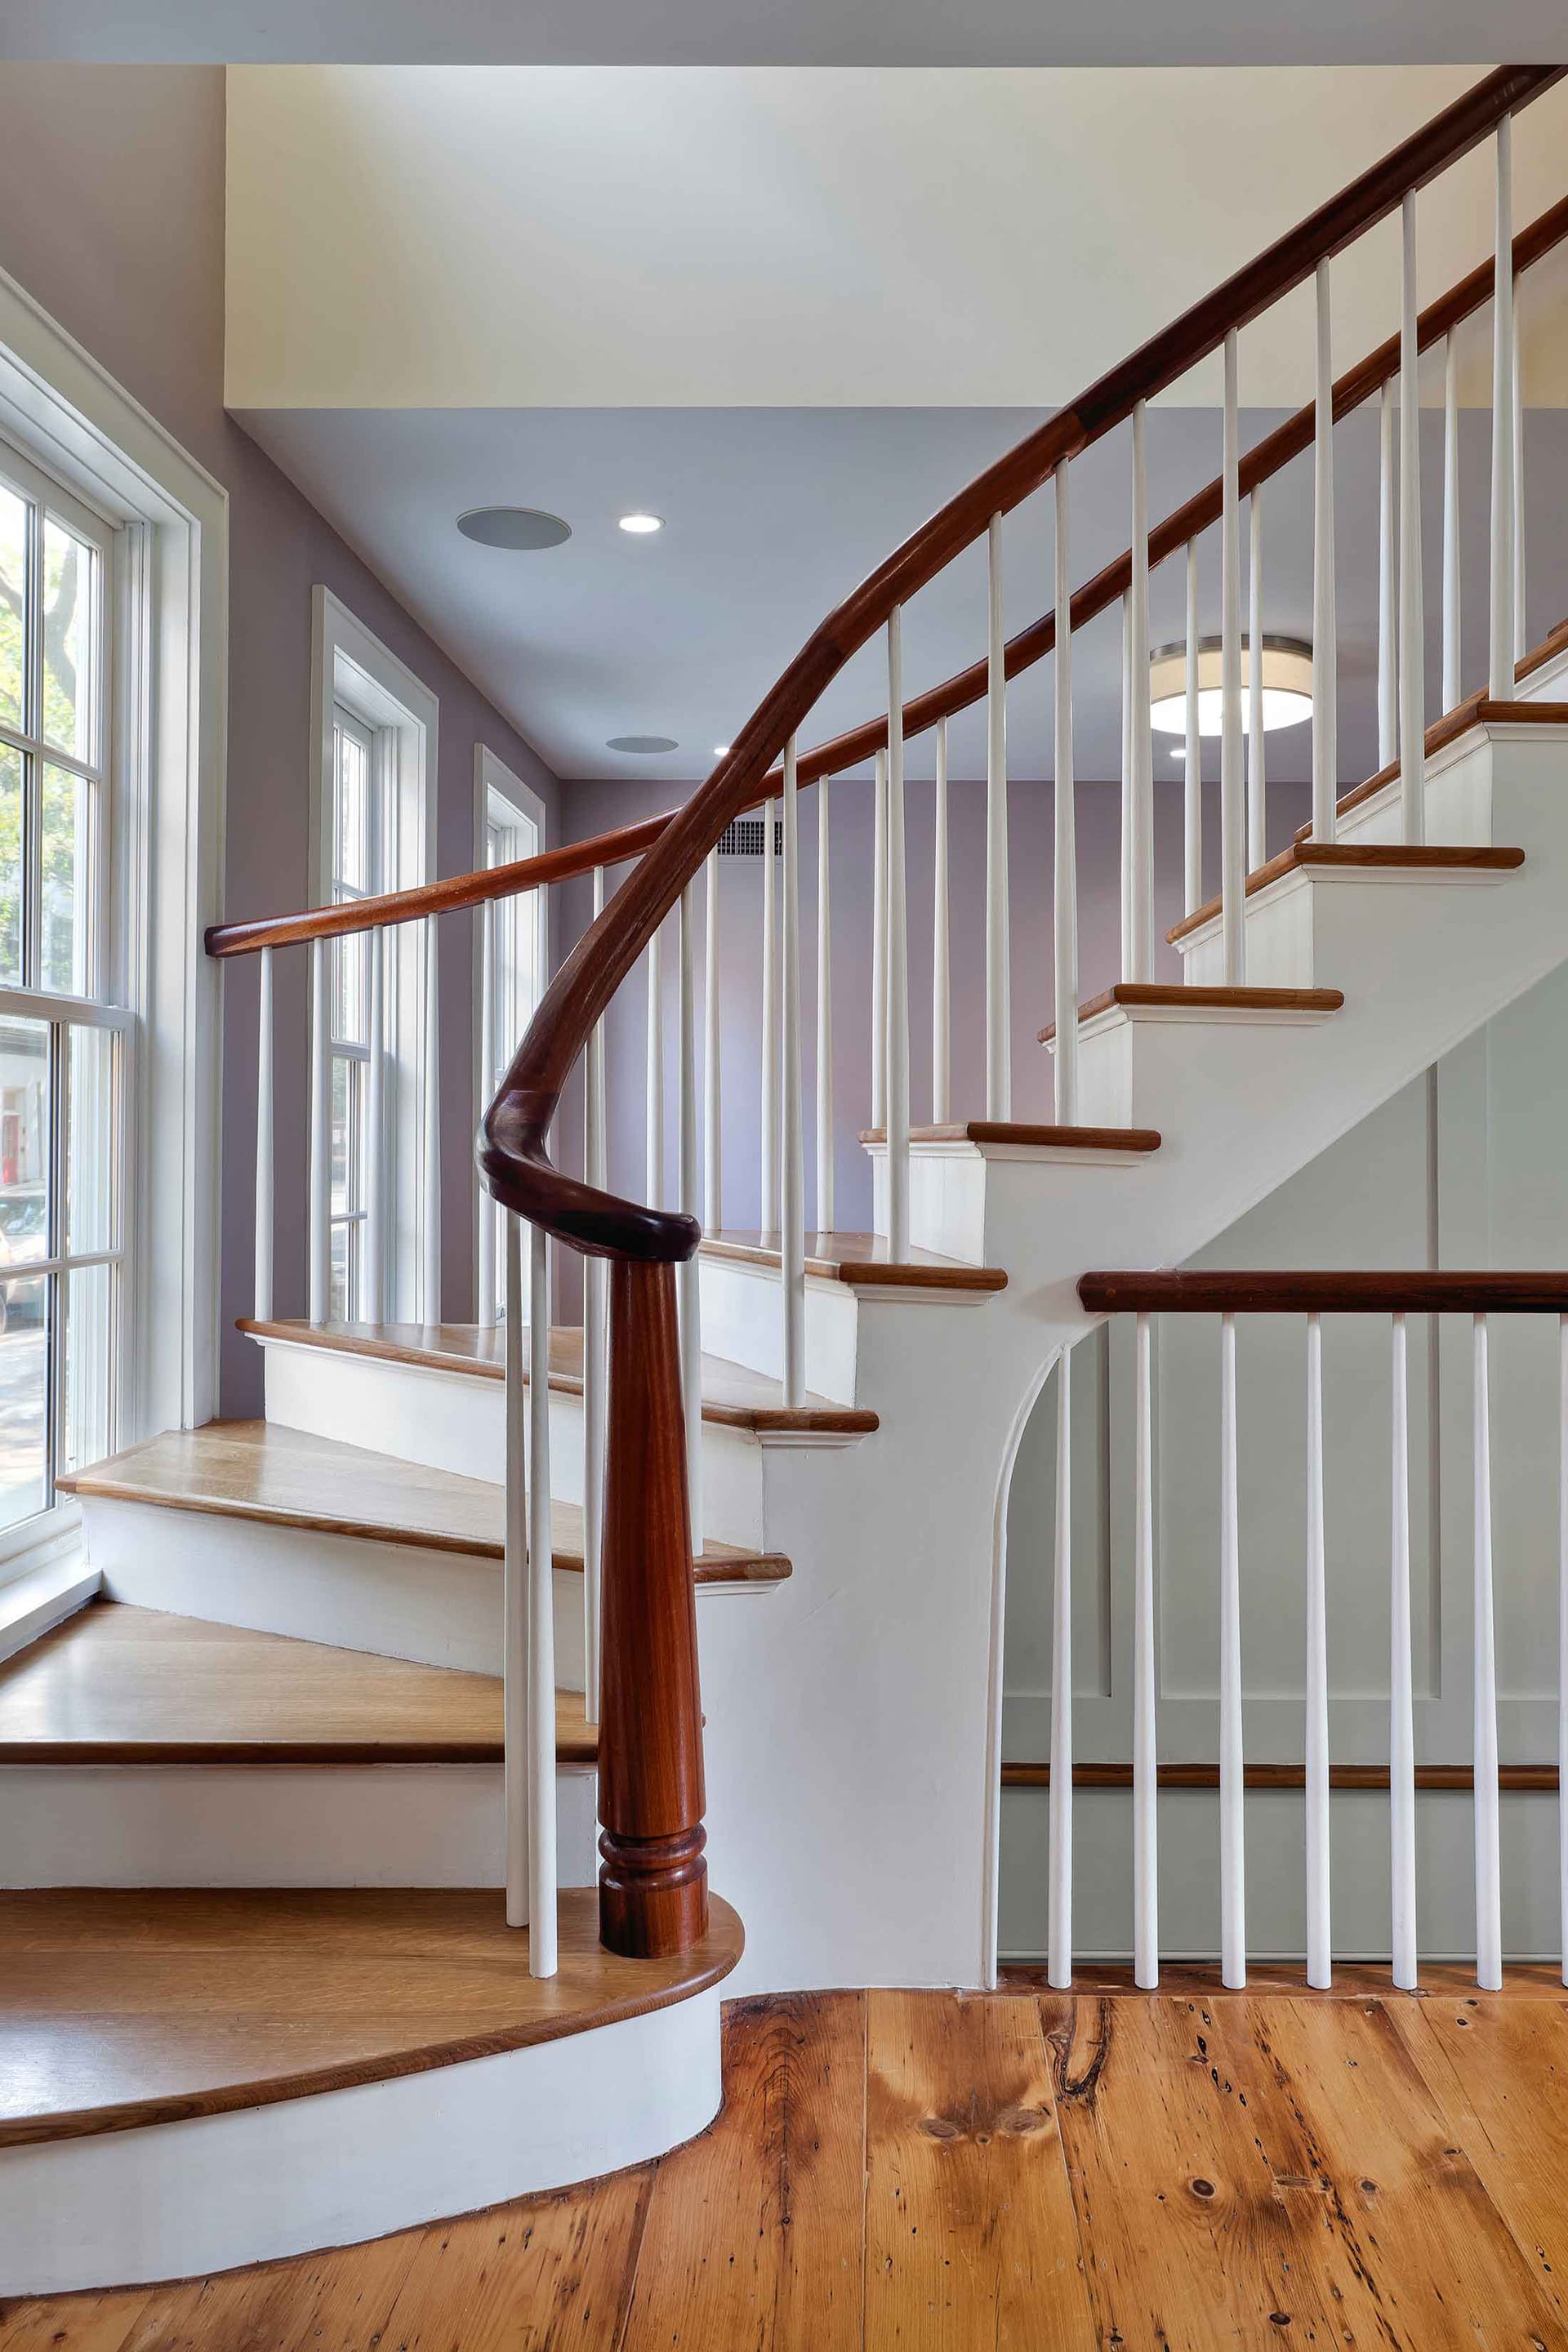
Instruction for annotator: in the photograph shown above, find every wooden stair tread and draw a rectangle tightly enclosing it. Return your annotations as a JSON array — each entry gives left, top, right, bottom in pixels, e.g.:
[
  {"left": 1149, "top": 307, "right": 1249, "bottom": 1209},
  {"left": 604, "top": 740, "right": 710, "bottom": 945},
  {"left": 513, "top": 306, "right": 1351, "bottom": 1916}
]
[
  {"left": 1038, "top": 983, "right": 1344, "bottom": 1041},
  {"left": 699, "top": 1229, "right": 1006, "bottom": 1291},
  {"left": 59, "top": 1420, "right": 791, "bottom": 1580},
  {"left": 857, "top": 1121, "right": 1160, "bottom": 1154},
  {"left": 238, "top": 1320, "right": 877, "bottom": 1437},
  {"left": 0, "top": 1600, "right": 592, "bottom": 1765},
  {"left": 1167, "top": 842, "right": 1526, "bottom": 945},
  {"left": 0, "top": 1884, "right": 743, "bottom": 2148}
]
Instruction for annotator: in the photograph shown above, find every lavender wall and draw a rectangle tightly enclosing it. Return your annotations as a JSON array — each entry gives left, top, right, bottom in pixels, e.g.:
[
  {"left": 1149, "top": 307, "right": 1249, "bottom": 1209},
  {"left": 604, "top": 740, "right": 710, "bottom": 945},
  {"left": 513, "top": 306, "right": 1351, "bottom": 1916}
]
[
  {"left": 0, "top": 64, "right": 564, "bottom": 1414},
  {"left": 550, "top": 766, "right": 1312, "bottom": 1318}
]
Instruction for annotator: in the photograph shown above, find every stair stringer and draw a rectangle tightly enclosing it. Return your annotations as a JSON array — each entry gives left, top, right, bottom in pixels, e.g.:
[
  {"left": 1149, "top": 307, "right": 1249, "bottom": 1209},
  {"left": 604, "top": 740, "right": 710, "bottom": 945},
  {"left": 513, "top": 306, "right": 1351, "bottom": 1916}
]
[{"left": 695, "top": 719, "right": 1568, "bottom": 1998}]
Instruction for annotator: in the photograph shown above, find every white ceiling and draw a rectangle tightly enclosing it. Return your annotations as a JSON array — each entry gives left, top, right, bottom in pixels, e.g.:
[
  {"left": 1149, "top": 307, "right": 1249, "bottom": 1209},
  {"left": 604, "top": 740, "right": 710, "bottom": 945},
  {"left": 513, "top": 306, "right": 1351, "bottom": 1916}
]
[
  {"left": 224, "top": 68, "right": 1568, "bottom": 412},
  {"left": 237, "top": 399, "right": 1568, "bottom": 790},
  {"left": 3, "top": 1, "right": 1566, "bottom": 64}
]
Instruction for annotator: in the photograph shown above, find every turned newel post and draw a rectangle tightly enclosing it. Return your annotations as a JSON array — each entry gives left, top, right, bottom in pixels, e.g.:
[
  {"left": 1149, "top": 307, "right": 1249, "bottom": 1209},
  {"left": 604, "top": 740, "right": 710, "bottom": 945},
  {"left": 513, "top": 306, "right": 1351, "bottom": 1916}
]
[{"left": 598, "top": 1254, "right": 708, "bottom": 1956}]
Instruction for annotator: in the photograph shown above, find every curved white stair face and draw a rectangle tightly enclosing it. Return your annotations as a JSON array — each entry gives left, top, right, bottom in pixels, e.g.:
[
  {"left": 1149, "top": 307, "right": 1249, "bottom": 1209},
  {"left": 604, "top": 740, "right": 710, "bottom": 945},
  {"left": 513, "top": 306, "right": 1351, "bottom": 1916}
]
[
  {"left": 0, "top": 1761, "right": 599, "bottom": 1891},
  {"left": 0, "top": 1986, "right": 723, "bottom": 2296},
  {"left": 698, "top": 1250, "right": 861, "bottom": 1399}
]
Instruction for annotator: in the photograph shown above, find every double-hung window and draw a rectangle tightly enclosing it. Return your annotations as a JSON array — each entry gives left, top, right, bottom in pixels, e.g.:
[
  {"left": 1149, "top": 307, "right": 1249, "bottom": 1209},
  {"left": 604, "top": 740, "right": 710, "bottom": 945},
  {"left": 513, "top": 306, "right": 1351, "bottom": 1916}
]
[
  {"left": 327, "top": 706, "right": 383, "bottom": 1320},
  {"left": 0, "top": 439, "right": 124, "bottom": 1535}
]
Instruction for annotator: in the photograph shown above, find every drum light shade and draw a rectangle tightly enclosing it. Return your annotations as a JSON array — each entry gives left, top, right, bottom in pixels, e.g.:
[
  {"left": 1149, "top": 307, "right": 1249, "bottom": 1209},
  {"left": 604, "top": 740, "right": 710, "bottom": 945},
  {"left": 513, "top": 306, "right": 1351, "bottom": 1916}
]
[{"left": 1149, "top": 635, "right": 1313, "bottom": 734}]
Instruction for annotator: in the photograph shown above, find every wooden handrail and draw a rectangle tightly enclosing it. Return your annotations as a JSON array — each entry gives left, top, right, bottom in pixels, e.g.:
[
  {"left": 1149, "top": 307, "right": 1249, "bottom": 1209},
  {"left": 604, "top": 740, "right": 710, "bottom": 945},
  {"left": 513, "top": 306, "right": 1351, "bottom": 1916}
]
[
  {"left": 483, "top": 65, "right": 1562, "bottom": 1264},
  {"left": 205, "top": 167, "right": 1568, "bottom": 968},
  {"left": 204, "top": 809, "right": 678, "bottom": 959},
  {"left": 1079, "top": 1271, "right": 1568, "bottom": 1315}
]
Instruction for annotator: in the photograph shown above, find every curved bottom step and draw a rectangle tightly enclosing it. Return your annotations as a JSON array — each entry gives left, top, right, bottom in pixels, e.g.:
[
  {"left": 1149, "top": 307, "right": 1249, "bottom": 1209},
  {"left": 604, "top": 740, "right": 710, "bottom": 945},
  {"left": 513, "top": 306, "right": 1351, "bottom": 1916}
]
[{"left": 0, "top": 1886, "right": 741, "bottom": 2296}]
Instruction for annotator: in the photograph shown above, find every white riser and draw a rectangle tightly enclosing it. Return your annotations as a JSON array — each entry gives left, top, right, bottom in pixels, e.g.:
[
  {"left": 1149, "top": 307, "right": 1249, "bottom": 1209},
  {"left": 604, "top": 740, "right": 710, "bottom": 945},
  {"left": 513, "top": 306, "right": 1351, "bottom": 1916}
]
[
  {"left": 0, "top": 1987, "right": 723, "bottom": 2296},
  {"left": 88, "top": 1494, "right": 585, "bottom": 1681},
  {"left": 258, "top": 1334, "right": 767, "bottom": 1548},
  {"left": 0, "top": 1762, "right": 599, "bottom": 1890},
  {"left": 697, "top": 1252, "right": 859, "bottom": 1399},
  {"left": 1178, "top": 862, "right": 1518, "bottom": 988}
]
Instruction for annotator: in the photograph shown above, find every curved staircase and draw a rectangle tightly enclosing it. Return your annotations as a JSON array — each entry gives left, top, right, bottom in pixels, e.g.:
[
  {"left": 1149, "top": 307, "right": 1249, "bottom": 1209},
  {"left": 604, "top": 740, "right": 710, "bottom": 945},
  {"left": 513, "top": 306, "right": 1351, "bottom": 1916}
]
[{"left": 4, "top": 62, "right": 1568, "bottom": 2294}]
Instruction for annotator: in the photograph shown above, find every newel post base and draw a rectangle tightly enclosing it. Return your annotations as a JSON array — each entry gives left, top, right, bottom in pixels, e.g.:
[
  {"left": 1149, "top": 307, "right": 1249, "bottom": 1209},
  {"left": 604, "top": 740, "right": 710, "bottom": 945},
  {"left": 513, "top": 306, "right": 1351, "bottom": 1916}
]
[{"left": 597, "top": 1255, "right": 708, "bottom": 1958}]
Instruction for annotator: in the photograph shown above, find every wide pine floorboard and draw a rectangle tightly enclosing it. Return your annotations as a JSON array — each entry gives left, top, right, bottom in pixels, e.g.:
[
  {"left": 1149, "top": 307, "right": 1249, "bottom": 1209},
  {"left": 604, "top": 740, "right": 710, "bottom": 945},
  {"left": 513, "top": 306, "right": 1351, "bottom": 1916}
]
[{"left": 7, "top": 1982, "right": 1568, "bottom": 2348}]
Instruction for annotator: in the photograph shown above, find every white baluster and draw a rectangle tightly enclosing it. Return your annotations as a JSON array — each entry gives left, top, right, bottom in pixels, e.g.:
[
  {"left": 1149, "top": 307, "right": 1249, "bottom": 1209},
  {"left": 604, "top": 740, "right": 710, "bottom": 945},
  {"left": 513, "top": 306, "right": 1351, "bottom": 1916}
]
[
  {"left": 1473, "top": 1314, "right": 1502, "bottom": 1989},
  {"left": 1221, "top": 329, "right": 1245, "bottom": 986},
  {"left": 1391, "top": 1311, "right": 1419, "bottom": 1990},
  {"left": 647, "top": 918, "right": 665, "bottom": 1212},
  {"left": 761, "top": 801, "right": 780, "bottom": 1232},
  {"left": 1134, "top": 1307, "right": 1158, "bottom": 1988},
  {"left": 1512, "top": 291, "right": 1526, "bottom": 670},
  {"left": 1312, "top": 261, "right": 1338, "bottom": 845},
  {"left": 679, "top": 880, "right": 704, "bottom": 1544},
  {"left": 582, "top": 866, "right": 608, "bottom": 1723},
  {"left": 985, "top": 513, "right": 1011, "bottom": 1120},
  {"left": 1490, "top": 117, "right": 1516, "bottom": 702},
  {"left": 780, "top": 738, "right": 806, "bottom": 1405},
  {"left": 816, "top": 776, "right": 835, "bottom": 1233},
  {"left": 365, "top": 926, "right": 385, "bottom": 1323},
  {"left": 933, "top": 720, "right": 951, "bottom": 1126},
  {"left": 1442, "top": 330, "right": 1462, "bottom": 714},
  {"left": 503, "top": 1212, "right": 529, "bottom": 1929},
  {"left": 309, "top": 934, "right": 329, "bottom": 1324},
  {"left": 476, "top": 906, "right": 497, "bottom": 1330},
  {"left": 1129, "top": 401, "right": 1153, "bottom": 982},
  {"left": 422, "top": 916, "right": 441, "bottom": 1323},
  {"left": 871, "top": 755, "right": 886, "bottom": 1137},
  {"left": 703, "top": 849, "right": 721, "bottom": 1236},
  {"left": 1560, "top": 1314, "right": 1568, "bottom": 1989},
  {"left": 1184, "top": 540, "right": 1202, "bottom": 912},
  {"left": 1219, "top": 1310, "right": 1246, "bottom": 1989},
  {"left": 1305, "top": 1311, "right": 1331, "bottom": 1988},
  {"left": 1399, "top": 193, "right": 1425, "bottom": 847},
  {"left": 1120, "top": 594, "right": 1133, "bottom": 982},
  {"left": 527, "top": 1217, "right": 556, "bottom": 1976},
  {"left": 254, "top": 944, "right": 274, "bottom": 1322},
  {"left": 1048, "top": 1348, "right": 1073, "bottom": 1989},
  {"left": 1054, "top": 463, "right": 1079, "bottom": 1121},
  {"left": 1248, "top": 488, "right": 1267, "bottom": 870},
  {"left": 1379, "top": 378, "right": 1398, "bottom": 770},
  {"left": 884, "top": 614, "right": 910, "bottom": 1261}
]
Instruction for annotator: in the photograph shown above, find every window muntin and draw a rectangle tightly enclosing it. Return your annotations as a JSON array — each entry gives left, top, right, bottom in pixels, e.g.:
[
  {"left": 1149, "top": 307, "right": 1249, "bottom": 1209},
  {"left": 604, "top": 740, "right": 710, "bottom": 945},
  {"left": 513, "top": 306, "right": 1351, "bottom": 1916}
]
[{"left": 0, "top": 442, "right": 123, "bottom": 1529}]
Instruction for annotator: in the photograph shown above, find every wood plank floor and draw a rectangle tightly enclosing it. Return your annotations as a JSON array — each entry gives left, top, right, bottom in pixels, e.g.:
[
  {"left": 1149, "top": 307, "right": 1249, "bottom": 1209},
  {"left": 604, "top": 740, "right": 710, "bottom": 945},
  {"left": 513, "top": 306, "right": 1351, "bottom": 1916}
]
[{"left": 7, "top": 1979, "right": 1568, "bottom": 2345}]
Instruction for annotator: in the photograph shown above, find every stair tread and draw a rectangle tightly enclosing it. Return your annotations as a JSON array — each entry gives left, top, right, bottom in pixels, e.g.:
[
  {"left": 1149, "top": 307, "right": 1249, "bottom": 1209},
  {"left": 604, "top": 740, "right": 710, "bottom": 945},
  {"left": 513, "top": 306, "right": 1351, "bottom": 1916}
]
[
  {"left": 59, "top": 1420, "right": 792, "bottom": 1579},
  {"left": 0, "top": 1598, "right": 590, "bottom": 1764},
  {"left": 0, "top": 1883, "right": 743, "bottom": 2149},
  {"left": 1168, "top": 842, "right": 1526, "bottom": 945},
  {"left": 238, "top": 1319, "right": 878, "bottom": 1435},
  {"left": 700, "top": 1229, "right": 1007, "bottom": 1290},
  {"left": 1038, "top": 983, "right": 1344, "bottom": 1042}
]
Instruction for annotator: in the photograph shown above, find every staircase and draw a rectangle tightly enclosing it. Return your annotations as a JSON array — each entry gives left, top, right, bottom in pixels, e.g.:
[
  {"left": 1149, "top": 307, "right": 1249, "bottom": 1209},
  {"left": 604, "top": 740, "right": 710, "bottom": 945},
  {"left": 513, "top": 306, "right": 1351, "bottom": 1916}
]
[{"left": 4, "top": 61, "right": 1568, "bottom": 2295}]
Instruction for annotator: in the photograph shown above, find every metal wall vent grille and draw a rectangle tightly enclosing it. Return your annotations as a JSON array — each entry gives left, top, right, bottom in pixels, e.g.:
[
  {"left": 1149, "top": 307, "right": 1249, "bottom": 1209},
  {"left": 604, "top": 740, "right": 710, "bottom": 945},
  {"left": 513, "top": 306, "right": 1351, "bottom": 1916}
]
[{"left": 717, "top": 817, "right": 783, "bottom": 857}]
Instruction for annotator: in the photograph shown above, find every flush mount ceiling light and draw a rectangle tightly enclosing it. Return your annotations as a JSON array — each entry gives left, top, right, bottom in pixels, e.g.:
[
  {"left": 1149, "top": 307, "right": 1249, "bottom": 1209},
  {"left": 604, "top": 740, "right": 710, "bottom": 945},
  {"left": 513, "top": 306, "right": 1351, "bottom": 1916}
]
[
  {"left": 607, "top": 734, "right": 678, "bottom": 755},
  {"left": 617, "top": 512, "right": 664, "bottom": 535},
  {"left": 456, "top": 506, "right": 571, "bottom": 550},
  {"left": 1149, "top": 636, "right": 1313, "bottom": 735}
]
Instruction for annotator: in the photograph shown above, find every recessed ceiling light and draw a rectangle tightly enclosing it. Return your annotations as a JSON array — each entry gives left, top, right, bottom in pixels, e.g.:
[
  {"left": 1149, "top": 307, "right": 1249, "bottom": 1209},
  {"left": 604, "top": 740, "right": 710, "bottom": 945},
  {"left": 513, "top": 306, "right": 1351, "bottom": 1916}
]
[
  {"left": 607, "top": 734, "right": 678, "bottom": 755},
  {"left": 1170, "top": 744, "right": 1187, "bottom": 761},
  {"left": 713, "top": 744, "right": 731, "bottom": 756},
  {"left": 617, "top": 512, "right": 664, "bottom": 535},
  {"left": 457, "top": 506, "right": 571, "bottom": 550}
]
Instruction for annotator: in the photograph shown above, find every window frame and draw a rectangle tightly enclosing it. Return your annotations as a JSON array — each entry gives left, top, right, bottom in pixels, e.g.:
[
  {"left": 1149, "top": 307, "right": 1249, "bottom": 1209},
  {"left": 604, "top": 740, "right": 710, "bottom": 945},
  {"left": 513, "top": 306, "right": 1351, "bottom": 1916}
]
[
  {"left": 472, "top": 744, "right": 546, "bottom": 1325},
  {"left": 0, "top": 254, "right": 228, "bottom": 1590},
  {"left": 309, "top": 588, "right": 437, "bottom": 1324}
]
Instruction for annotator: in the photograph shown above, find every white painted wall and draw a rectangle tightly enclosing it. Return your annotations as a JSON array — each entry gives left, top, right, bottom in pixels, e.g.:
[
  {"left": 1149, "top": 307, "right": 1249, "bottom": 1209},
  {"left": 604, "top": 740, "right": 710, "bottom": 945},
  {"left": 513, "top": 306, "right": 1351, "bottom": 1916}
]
[{"left": 225, "top": 67, "right": 1568, "bottom": 411}]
